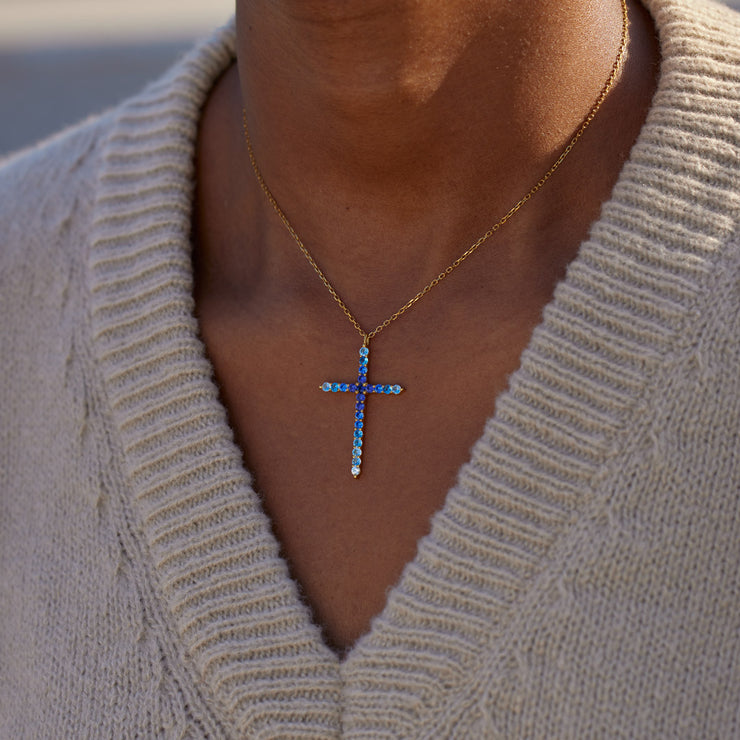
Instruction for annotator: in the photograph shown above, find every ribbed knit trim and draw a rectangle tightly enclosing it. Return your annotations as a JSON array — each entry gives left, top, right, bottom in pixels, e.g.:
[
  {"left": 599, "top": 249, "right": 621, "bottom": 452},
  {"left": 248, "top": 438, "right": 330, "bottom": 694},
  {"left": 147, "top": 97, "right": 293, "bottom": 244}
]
[
  {"left": 88, "top": 22, "right": 341, "bottom": 739},
  {"left": 87, "top": 3, "right": 740, "bottom": 737}
]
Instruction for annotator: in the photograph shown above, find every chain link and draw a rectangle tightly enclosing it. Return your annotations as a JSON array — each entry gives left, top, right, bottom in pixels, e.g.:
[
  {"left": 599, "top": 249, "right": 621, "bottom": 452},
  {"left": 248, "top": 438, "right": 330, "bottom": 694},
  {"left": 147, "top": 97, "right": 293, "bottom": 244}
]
[{"left": 242, "top": 0, "right": 628, "bottom": 346}]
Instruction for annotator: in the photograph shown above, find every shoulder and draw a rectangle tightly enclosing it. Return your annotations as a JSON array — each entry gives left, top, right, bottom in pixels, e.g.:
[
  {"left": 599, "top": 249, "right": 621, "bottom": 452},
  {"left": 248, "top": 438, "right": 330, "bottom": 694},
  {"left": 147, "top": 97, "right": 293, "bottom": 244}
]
[
  {"left": 0, "top": 114, "right": 110, "bottom": 275},
  {"left": 0, "top": 18, "right": 237, "bottom": 269},
  {"left": 0, "top": 115, "right": 114, "bottom": 369}
]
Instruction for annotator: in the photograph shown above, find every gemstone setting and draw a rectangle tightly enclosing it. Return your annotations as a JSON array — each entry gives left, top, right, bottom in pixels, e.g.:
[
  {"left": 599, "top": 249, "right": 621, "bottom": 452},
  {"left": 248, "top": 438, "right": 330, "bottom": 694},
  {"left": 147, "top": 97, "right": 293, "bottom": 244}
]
[{"left": 320, "top": 345, "right": 404, "bottom": 478}]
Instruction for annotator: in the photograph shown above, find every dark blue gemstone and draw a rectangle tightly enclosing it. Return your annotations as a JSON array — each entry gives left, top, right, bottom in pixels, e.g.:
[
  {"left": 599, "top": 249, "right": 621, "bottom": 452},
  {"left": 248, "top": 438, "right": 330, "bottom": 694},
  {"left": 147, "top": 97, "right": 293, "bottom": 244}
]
[
  {"left": 358, "top": 375, "right": 367, "bottom": 384},
  {"left": 356, "top": 403, "right": 365, "bottom": 411},
  {"left": 357, "top": 393, "right": 366, "bottom": 402},
  {"left": 349, "top": 384, "right": 358, "bottom": 392}
]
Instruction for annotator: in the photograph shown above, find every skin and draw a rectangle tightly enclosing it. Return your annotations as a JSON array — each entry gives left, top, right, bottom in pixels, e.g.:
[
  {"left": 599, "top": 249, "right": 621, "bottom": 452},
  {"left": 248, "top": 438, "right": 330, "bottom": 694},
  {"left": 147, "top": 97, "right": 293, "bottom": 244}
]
[{"left": 192, "top": 0, "right": 660, "bottom": 654}]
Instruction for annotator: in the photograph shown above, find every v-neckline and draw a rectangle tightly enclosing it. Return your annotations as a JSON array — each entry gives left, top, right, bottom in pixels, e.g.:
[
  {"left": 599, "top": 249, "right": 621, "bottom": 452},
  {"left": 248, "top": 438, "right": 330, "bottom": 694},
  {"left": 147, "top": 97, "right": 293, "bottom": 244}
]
[{"left": 86, "top": 2, "right": 732, "bottom": 735}]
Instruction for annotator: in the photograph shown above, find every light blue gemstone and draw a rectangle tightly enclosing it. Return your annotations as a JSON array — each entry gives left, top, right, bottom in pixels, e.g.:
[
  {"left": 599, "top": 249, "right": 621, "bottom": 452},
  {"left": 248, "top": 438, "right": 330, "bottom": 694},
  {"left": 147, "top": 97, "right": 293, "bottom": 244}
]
[
  {"left": 321, "top": 382, "right": 331, "bottom": 392},
  {"left": 352, "top": 456, "right": 361, "bottom": 466},
  {"left": 354, "top": 429, "right": 363, "bottom": 438},
  {"left": 351, "top": 465, "right": 361, "bottom": 477},
  {"left": 383, "top": 386, "right": 392, "bottom": 394},
  {"left": 391, "top": 385, "right": 402, "bottom": 394},
  {"left": 359, "top": 347, "right": 369, "bottom": 357},
  {"left": 352, "top": 446, "right": 362, "bottom": 456},
  {"left": 332, "top": 383, "right": 341, "bottom": 392}
]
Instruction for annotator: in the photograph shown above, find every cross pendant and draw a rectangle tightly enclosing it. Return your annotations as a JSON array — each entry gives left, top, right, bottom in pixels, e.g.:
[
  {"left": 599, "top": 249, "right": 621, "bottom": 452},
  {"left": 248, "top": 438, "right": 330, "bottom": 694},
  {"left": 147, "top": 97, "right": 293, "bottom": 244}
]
[{"left": 320, "top": 345, "right": 404, "bottom": 478}]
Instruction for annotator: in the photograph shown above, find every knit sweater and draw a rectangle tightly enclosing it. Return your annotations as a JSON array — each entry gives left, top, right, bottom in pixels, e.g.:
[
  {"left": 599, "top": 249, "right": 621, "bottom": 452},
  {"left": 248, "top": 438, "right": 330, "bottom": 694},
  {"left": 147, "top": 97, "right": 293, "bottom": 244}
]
[{"left": 1, "top": 1, "right": 739, "bottom": 737}]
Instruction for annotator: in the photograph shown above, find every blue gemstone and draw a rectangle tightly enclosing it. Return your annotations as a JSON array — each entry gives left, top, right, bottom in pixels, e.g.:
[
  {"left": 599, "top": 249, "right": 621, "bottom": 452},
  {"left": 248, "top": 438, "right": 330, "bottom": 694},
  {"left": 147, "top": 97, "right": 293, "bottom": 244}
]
[
  {"left": 354, "top": 420, "right": 363, "bottom": 429},
  {"left": 358, "top": 375, "right": 367, "bottom": 384},
  {"left": 392, "top": 385, "right": 402, "bottom": 394},
  {"left": 331, "top": 383, "right": 340, "bottom": 392},
  {"left": 355, "top": 411, "right": 364, "bottom": 420},
  {"left": 339, "top": 383, "right": 349, "bottom": 392},
  {"left": 349, "top": 384, "right": 358, "bottom": 392},
  {"left": 359, "top": 356, "right": 369, "bottom": 366},
  {"left": 357, "top": 393, "right": 366, "bottom": 402},
  {"left": 359, "top": 347, "right": 369, "bottom": 357},
  {"left": 321, "top": 382, "right": 331, "bottom": 392},
  {"left": 356, "top": 402, "right": 365, "bottom": 411},
  {"left": 354, "top": 429, "right": 363, "bottom": 438},
  {"left": 383, "top": 386, "right": 392, "bottom": 394}
]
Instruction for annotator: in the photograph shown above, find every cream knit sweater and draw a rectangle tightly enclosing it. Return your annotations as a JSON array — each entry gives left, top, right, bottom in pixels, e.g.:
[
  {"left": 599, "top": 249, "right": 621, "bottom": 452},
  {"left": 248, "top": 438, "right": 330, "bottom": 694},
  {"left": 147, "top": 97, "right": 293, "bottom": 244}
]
[{"left": 1, "top": 1, "right": 739, "bottom": 737}]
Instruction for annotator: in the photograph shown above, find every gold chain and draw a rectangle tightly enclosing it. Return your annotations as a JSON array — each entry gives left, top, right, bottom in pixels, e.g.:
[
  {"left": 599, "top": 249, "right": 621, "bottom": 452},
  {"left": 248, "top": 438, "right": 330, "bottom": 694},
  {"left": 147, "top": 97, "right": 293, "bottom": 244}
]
[{"left": 242, "top": 0, "right": 628, "bottom": 346}]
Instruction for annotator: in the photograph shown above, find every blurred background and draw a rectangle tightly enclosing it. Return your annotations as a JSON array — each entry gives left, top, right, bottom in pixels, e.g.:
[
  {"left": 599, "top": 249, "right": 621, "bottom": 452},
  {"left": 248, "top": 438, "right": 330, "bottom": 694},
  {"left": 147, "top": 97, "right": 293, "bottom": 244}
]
[
  {"left": 1, "top": 0, "right": 739, "bottom": 158},
  {"left": 0, "top": 0, "right": 233, "bottom": 157}
]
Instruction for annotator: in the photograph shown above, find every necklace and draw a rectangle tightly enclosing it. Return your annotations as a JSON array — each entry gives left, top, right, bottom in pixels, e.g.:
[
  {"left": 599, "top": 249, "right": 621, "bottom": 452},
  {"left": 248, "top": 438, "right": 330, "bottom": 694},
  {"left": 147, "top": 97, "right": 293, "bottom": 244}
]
[{"left": 242, "top": 0, "right": 628, "bottom": 478}]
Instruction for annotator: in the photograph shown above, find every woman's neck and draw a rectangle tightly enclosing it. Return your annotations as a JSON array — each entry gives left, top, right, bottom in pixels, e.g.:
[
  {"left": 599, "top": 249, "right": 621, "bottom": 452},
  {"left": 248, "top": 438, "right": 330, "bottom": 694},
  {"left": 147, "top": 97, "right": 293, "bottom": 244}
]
[
  {"left": 196, "top": 0, "right": 656, "bottom": 321},
  {"left": 237, "top": 0, "right": 623, "bottom": 183}
]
